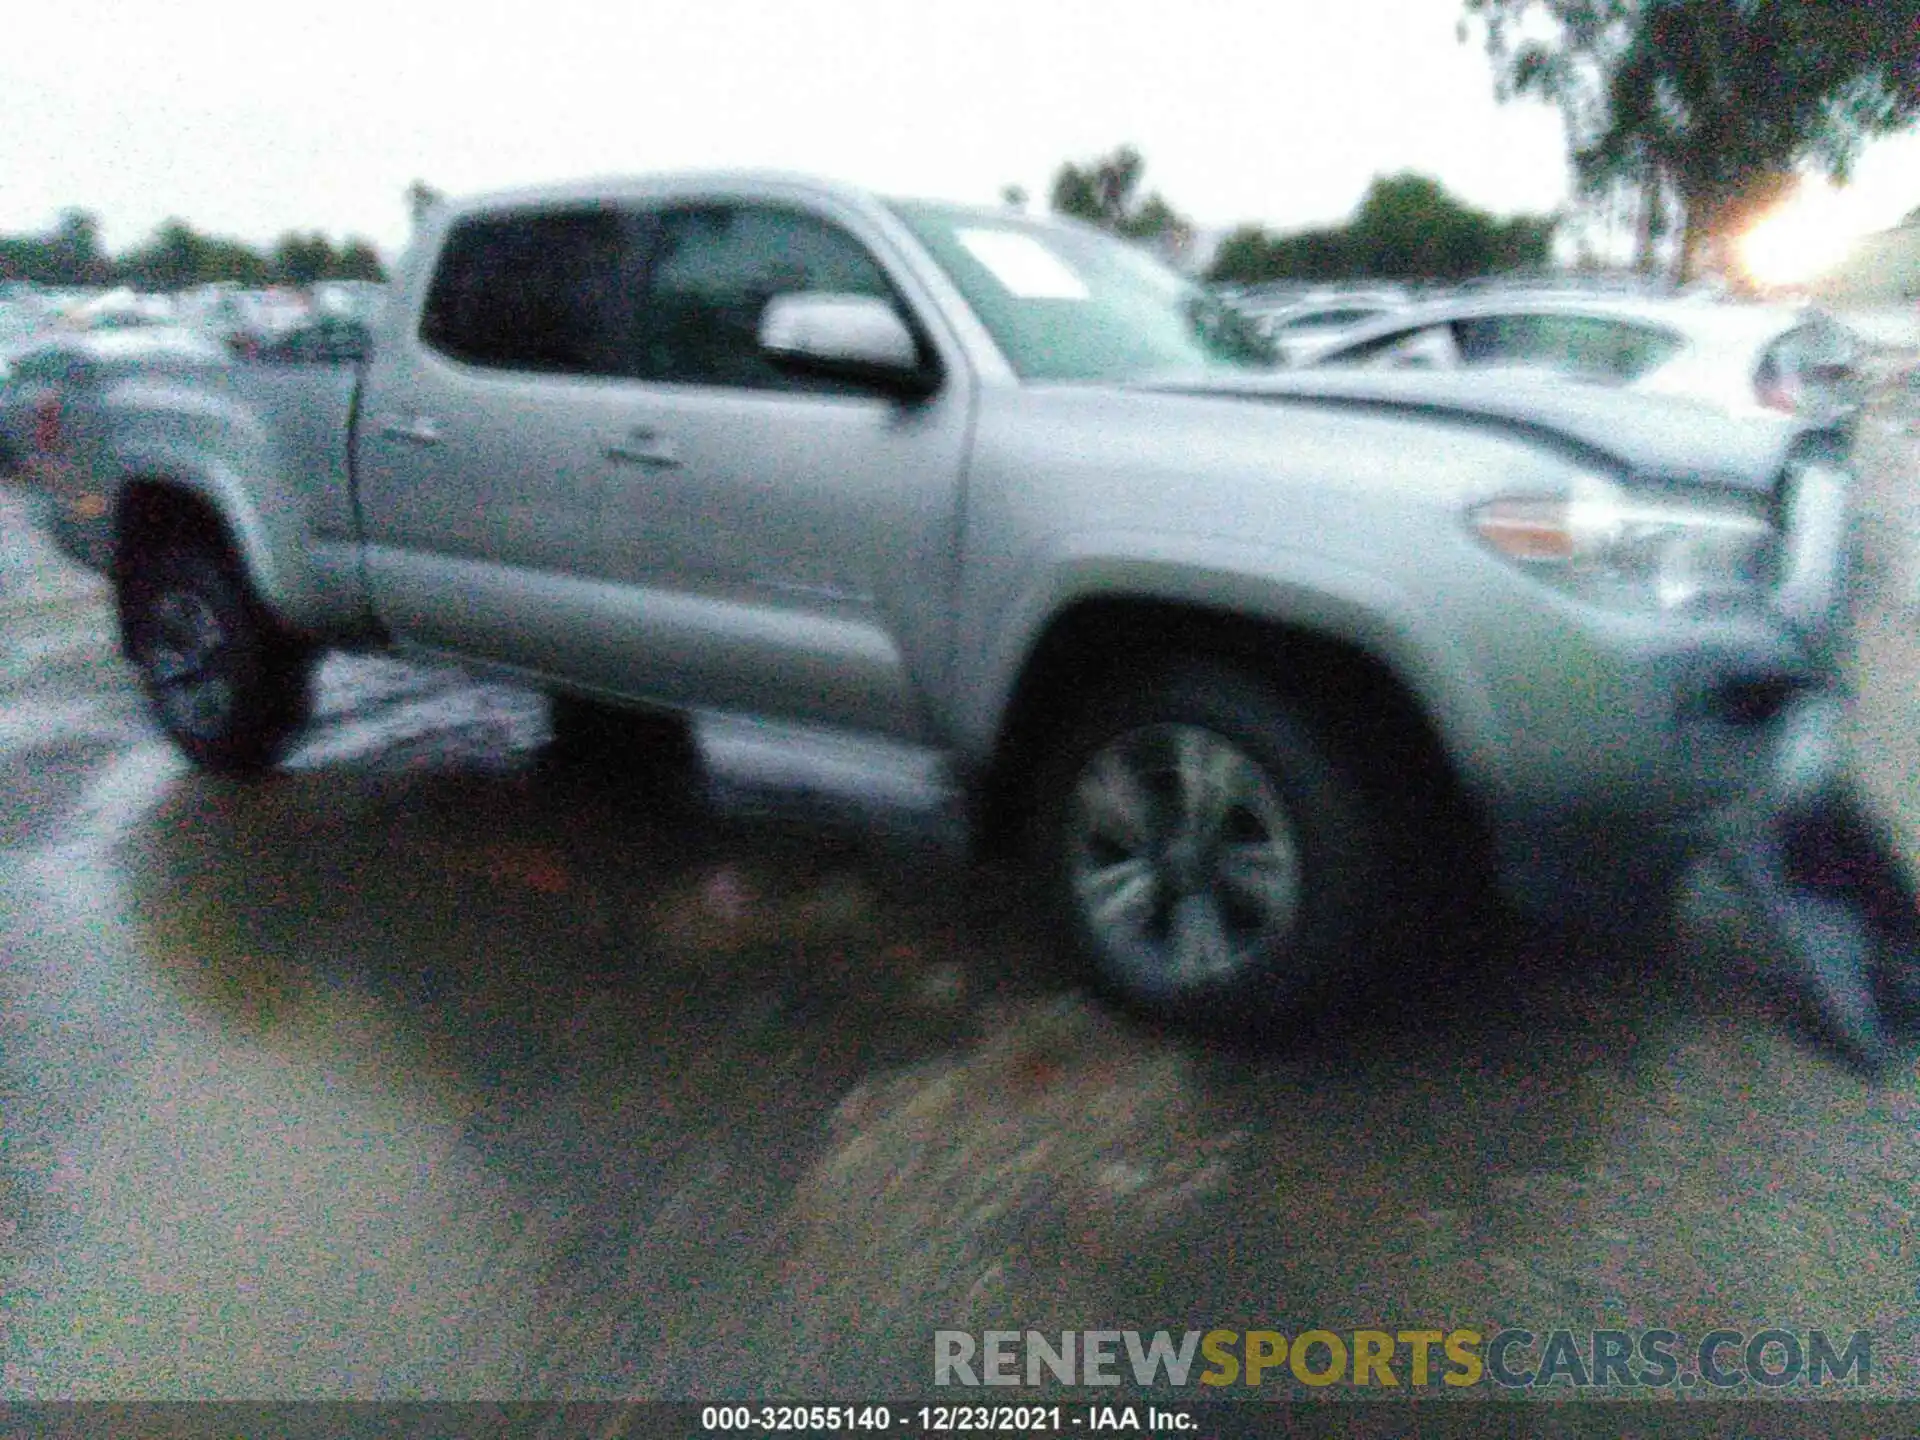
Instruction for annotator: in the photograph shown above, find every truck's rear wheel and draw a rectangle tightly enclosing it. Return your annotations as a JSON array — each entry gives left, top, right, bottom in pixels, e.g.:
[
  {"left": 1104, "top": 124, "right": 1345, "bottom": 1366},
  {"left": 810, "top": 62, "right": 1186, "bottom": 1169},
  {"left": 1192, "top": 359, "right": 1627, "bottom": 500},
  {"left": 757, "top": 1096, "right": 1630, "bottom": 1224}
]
[
  {"left": 118, "top": 537, "right": 314, "bottom": 773},
  {"left": 1037, "top": 662, "right": 1387, "bottom": 1031}
]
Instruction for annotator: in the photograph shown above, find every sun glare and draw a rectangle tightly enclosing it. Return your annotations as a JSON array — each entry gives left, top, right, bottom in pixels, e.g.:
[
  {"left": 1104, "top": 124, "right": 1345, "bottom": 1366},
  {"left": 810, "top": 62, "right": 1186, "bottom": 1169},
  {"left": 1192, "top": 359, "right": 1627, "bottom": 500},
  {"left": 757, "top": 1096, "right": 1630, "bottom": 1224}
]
[{"left": 1737, "top": 181, "right": 1882, "bottom": 290}]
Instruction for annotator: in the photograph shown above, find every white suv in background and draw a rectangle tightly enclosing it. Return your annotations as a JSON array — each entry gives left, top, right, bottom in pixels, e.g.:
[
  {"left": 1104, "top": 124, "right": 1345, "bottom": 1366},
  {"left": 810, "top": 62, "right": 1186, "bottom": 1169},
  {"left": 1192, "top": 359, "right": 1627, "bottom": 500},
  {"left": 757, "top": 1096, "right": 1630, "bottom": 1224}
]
[{"left": 1296, "top": 293, "right": 1865, "bottom": 424}]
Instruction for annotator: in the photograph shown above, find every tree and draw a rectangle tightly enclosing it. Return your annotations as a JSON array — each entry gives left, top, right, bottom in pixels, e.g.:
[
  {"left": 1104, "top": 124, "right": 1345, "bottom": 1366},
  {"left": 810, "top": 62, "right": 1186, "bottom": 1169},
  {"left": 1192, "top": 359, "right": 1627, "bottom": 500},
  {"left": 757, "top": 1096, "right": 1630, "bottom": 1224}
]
[
  {"left": 272, "top": 232, "right": 336, "bottom": 286},
  {"left": 1348, "top": 172, "right": 1555, "bottom": 278},
  {"left": 334, "top": 238, "right": 387, "bottom": 282},
  {"left": 1462, "top": 0, "right": 1920, "bottom": 280},
  {"left": 196, "top": 236, "right": 271, "bottom": 285},
  {"left": 49, "top": 209, "right": 109, "bottom": 285},
  {"left": 0, "top": 209, "right": 114, "bottom": 285},
  {"left": 0, "top": 213, "right": 387, "bottom": 290},
  {"left": 1207, "top": 224, "right": 1356, "bottom": 285},
  {"left": 1000, "top": 184, "right": 1029, "bottom": 211},
  {"left": 116, "top": 219, "right": 272, "bottom": 288},
  {"left": 406, "top": 180, "right": 444, "bottom": 229},
  {"left": 122, "top": 219, "right": 208, "bottom": 290},
  {"left": 1049, "top": 145, "right": 1189, "bottom": 242},
  {"left": 1460, "top": 1, "right": 1682, "bottom": 272},
  {"left": 1204, "top": 174, "right": 1555, "bottom": 285}
]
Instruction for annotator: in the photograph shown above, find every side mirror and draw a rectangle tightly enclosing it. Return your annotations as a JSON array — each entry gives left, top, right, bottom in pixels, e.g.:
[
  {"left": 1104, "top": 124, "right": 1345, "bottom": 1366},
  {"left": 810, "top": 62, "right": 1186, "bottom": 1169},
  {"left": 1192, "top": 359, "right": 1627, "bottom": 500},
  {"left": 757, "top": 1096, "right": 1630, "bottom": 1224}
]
[{"left": 759, "top": 293, "right": 935, "bottom": 398}]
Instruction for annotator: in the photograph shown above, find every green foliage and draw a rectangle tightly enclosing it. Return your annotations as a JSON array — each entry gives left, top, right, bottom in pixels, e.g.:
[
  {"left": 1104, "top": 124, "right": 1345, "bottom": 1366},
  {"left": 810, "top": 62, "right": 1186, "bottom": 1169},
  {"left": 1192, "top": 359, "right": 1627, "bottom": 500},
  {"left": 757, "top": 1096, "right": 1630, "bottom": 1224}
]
[
  {"left": 1352, "top": 173, "right": 1555, "bottom": 278},
  {"left": 0, "top": 212, "right": 387, "bottom": 289},
  {"left": 0, "top": 209, "right": 110, "bottom": 285},
  {"left": 406, "top": 180, "right": 444, "bottom": 228},
  {"left": 1462, "top": 0, "right": 1920, "bottom": 276},
  {"left": 122, "top": 219, "right": 270, "bottom": 288},
  {"left": 272, "top": 232, "right": 335, "bottom": 286},
  {"left": 1205, "top": 174, "right": 1555, "bottom": 284},
  {"left": 1208, "top": 225, "right": 1354, "bottom": 285},
  {"left": 334, "top": 239, "right": 386, "bottom": 282},
  {"left": 1049, "top": 146, "right": 1190, "bottom": 242}
]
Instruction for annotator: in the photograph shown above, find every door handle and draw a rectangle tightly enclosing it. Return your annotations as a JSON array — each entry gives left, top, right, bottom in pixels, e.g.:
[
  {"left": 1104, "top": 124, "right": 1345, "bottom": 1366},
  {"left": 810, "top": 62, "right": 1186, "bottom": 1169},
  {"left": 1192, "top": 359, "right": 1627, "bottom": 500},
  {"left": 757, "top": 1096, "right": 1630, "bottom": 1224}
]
[
  {"left": 605, "top": 429, "right": 680, "bottom": 468},
  {"left": 379, "top": 417, "right": 443, "bottom": 446}
]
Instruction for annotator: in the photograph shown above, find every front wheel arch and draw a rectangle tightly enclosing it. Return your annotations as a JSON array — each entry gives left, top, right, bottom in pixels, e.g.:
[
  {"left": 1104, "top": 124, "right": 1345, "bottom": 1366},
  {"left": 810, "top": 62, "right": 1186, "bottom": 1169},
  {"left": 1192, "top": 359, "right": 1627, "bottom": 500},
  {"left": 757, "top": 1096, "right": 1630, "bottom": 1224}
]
[{"left": 973, "top": 598, "right": 1493, "bottom": 885}]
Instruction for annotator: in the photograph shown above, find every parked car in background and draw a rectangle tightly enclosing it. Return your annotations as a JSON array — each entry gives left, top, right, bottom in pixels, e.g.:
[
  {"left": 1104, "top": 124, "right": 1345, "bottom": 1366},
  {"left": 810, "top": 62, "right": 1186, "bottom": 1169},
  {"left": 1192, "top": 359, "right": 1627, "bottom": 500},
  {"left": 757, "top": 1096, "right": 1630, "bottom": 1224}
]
[
  {"left": 1255, "top": 291, "right": 1409, "bottom": 362},
  {"left": 0, "top": 304, "right": 57, "bottom": 470},
  {"left": 310, "top": 280, "right": 386, "bottom": 324},
  {"left": 1295, "top": 293, "right": 1865, "bottom": 426},
  {"left": 251, "top": 315, "right": 373, "bottom": 365},
  {"left": 64, "top": 287, "right": 175, "bottom": 331},
  {"left": 0, "top": 302, "right": 48, "bottom": 358},
  {"left": 175, "top": 286, "right": 313, "bottom": 357}
]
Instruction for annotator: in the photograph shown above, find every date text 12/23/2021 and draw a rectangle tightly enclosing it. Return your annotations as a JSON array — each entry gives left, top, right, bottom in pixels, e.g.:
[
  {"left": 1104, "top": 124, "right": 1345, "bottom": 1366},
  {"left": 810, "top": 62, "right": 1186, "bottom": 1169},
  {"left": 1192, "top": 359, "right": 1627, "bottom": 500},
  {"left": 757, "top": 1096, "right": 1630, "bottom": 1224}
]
[{"left": 700, "top": 1406, "right": 1192, "bottom": 1432}]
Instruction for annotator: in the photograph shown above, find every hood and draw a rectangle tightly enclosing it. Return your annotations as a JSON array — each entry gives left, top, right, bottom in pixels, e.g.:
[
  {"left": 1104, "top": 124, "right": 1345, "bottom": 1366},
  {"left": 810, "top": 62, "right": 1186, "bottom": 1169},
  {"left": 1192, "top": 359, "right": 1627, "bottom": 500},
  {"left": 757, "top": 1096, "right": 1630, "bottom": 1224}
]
[{"left": 1135, "top": 368, "right": 1827, "bottom": 495}]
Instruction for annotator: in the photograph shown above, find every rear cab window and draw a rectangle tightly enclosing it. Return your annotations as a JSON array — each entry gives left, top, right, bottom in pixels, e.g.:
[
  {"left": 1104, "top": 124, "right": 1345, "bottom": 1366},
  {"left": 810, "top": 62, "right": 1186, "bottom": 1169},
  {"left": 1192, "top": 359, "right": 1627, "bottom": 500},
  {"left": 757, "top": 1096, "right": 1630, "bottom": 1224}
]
[{"left": 1275, "top": 307, "right": 1384, "bottom": 332}]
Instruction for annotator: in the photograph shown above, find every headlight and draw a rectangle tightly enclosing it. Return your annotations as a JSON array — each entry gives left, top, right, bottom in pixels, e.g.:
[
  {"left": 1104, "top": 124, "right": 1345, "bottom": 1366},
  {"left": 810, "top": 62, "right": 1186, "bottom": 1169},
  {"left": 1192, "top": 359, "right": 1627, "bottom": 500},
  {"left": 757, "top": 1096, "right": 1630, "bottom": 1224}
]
[{"left": 1470, "top": 473, "right": 1776, "bottom": 611}]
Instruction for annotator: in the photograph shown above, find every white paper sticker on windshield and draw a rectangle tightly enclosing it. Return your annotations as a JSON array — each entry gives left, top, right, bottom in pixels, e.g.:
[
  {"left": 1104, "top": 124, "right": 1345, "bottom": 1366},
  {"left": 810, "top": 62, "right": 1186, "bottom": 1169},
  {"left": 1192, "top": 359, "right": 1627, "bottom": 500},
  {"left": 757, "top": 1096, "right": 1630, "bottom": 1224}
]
[{"left": 955, "top": 228, "right": 1090, "bottom": 300}]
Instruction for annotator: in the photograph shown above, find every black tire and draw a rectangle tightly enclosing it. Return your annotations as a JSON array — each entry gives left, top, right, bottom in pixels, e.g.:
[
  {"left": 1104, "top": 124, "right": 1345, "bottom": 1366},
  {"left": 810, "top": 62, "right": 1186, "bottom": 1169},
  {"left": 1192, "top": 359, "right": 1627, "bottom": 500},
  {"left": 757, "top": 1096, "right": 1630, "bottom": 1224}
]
[
  {"left": 117, "top": 535, "right": 314, "bottom": 774},
  {"left": 1035, "top": 661, "right": 1389, "bottom": 1032}
]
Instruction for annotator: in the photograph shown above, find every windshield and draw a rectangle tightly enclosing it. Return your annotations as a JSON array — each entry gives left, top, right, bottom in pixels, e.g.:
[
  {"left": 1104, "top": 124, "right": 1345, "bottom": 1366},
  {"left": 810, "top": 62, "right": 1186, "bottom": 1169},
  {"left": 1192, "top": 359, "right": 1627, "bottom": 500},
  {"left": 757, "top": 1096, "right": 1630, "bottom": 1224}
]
[{"left": 889, "top": 200, "right": 1276, "bottom": 382}]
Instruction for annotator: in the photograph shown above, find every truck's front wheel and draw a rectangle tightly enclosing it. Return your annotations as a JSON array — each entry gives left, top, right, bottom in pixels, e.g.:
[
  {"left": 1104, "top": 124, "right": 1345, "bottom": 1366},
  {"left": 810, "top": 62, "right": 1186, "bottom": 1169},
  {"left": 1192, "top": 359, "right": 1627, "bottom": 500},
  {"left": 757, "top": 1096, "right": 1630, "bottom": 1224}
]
[
  {"left": 118, "top": 538, "right": 314, "bottom": 773},
  {"left": 1037, "top": 662, "right": 1387, "bottom": 1031}
]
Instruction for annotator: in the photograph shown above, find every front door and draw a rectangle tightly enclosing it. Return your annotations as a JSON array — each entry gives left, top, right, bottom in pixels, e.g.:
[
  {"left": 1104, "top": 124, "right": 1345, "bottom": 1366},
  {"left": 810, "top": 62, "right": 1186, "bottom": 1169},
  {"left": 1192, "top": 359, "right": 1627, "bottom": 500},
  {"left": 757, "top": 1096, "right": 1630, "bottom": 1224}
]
[{"left": 588, "top": 200, "right": 973, "bottom": 737}]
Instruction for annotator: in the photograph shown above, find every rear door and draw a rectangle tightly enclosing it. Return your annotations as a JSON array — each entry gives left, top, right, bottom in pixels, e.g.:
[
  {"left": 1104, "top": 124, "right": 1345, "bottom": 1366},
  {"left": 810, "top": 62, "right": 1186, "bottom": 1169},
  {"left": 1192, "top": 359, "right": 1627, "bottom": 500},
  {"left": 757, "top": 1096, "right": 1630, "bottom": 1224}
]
[{"left": 353, "top": 204, "right": 668, "bottom": 680}]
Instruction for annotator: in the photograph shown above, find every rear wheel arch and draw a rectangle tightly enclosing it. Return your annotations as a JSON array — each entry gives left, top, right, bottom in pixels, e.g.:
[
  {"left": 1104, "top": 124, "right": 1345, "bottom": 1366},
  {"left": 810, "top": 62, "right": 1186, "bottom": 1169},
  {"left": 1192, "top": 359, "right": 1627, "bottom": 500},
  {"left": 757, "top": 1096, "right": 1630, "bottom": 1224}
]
[
  {"left": 112, "top": 478, "right": 315, "bottom": 773},
  {"left": 112, "top": 481, "right": 241, "bottom": 633},
  {"left": 114, "top": 479, "right": 238, "bottom": 575},
  {"left": 112, "top": 472, "right": 305, "bottom": 628}
]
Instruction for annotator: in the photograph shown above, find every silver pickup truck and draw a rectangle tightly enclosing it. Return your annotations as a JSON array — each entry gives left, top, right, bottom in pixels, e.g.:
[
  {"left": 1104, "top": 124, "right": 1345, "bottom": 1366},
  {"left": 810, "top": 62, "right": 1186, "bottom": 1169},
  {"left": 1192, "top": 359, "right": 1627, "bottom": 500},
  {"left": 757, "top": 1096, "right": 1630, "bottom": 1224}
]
[{"left": 5, "top": 171, "right": 1858, "bottom": 1033}]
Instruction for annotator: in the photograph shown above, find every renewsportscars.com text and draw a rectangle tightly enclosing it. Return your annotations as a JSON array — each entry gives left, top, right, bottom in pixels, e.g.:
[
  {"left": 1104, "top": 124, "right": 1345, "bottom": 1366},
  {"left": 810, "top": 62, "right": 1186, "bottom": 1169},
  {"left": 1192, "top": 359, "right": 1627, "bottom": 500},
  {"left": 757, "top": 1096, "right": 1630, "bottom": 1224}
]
[{"left": 933, "top": 1328, "right": 1873, "bottom": 1390}]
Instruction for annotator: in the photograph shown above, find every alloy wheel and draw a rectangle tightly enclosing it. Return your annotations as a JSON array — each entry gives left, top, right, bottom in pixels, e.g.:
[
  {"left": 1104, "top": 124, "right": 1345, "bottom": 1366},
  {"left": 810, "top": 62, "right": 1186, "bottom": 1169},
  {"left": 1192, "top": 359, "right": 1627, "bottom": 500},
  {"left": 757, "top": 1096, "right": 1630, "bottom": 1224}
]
[
  {"left": 136, "top": 586, "right": 236, "bottom": 739},
  {"left": 1064, "top": 722, "right": 1302, "bottom": 991}
]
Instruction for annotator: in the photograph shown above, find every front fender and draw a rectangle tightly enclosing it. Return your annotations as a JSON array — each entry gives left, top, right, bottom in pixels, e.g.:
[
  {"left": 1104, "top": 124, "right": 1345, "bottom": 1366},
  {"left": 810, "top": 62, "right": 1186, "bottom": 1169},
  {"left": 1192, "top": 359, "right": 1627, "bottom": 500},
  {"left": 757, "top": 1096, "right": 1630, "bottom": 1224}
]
[{"left": 952, "top": 527, "right": 1512, "bottom": 798}]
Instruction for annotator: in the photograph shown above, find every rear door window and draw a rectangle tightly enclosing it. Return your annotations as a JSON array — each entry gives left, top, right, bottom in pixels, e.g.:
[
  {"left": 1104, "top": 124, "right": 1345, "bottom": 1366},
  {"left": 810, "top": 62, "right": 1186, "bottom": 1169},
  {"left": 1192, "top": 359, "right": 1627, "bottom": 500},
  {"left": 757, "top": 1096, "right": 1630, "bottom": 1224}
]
[{"left": 418, "top": 208, "right": 642, "bottom": 376}]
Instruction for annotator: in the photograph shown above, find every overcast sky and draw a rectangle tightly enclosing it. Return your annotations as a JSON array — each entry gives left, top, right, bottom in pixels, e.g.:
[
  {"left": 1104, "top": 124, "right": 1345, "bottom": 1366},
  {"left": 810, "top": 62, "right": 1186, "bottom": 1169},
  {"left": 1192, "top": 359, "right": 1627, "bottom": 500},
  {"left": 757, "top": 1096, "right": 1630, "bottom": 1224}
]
[{"left": 4, "top": 0, "right": 1917, "bottom": 258}]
